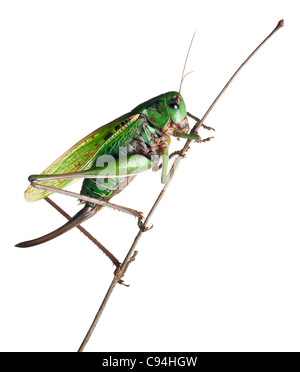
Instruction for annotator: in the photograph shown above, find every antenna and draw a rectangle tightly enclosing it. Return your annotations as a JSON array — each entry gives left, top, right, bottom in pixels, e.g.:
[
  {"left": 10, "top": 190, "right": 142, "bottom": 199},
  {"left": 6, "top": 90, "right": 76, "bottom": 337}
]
[{"left": 177, "top": 31, "right": 196, "bottom": 101}]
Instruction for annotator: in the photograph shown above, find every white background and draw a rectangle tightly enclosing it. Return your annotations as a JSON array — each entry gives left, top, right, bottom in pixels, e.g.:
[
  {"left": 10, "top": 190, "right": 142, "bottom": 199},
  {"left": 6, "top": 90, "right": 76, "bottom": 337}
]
[{"left": 0, "top": 0, "right": 299, "bottom": 352}]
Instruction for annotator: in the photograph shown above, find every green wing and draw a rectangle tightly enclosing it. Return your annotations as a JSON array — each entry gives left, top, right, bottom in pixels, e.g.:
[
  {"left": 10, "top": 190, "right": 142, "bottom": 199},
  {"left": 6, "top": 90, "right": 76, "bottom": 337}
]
[{"left": 25, "top": 113, "right": 142, "bottom": 202}]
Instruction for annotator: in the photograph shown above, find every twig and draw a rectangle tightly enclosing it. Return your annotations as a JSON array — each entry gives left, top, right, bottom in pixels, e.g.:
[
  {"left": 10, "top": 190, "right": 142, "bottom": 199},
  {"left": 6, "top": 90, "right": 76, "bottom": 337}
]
[{"left": 77, "top": 19, "right": 284, "bottom": 352}]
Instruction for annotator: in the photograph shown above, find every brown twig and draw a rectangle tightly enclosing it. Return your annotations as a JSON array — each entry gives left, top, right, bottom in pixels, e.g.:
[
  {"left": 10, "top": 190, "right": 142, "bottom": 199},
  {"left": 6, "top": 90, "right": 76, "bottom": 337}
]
[{"left": 77, "top": 19, "right": 284, "bottom": 352}]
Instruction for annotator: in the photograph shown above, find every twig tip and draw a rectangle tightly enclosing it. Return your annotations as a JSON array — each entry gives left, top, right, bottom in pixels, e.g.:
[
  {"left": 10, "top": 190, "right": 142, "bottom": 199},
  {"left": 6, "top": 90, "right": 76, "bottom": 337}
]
[{"left": 276, "top": 19, "right": 284, "bottom": 29}]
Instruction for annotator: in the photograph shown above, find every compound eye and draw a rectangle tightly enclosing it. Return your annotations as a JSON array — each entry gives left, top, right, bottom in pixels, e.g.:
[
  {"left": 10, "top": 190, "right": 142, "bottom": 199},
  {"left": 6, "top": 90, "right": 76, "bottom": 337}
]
[{"left": 168, "top": 99, "right": 179, "bottom": 110}]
